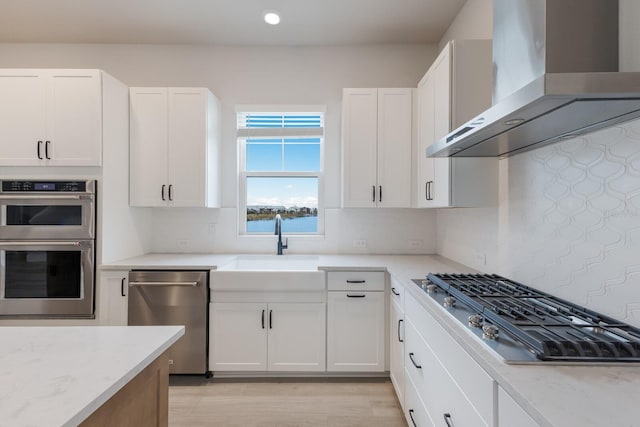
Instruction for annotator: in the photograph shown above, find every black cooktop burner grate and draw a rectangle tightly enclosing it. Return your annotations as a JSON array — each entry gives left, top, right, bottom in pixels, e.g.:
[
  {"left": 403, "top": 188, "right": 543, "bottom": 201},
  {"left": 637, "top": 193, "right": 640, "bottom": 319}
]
[{"left": 425, "top": 273, "right": 640, "bottom": 362}]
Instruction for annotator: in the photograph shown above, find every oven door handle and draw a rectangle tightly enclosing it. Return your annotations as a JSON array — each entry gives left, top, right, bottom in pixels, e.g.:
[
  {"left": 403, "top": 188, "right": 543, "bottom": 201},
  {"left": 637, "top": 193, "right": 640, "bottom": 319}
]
[
  {"left": 129, "top": 281, "right": 199, "bottom": 287},
  {"left": 0, "top": 195, "right": 92, "bottom": 200},
  {"left": 0, "top": 241, "right": 85, "bottom": 247}
]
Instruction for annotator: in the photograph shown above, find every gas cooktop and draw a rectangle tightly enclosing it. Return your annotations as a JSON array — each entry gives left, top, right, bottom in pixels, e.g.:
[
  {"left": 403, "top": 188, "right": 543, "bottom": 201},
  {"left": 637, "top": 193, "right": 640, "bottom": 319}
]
[{"left": 413, "top": 273, "right": 640, "bottom": 364}]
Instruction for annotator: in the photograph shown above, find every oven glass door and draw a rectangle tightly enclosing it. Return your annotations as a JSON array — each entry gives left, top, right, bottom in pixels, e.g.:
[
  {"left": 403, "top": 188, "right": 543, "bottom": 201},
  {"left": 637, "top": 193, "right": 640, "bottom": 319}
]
[
  {"left": 0, "top": 195, "right": 95, "bottom": 240},
  {"left": 0, "top": 240, "right": 94, "bottom": 318}
]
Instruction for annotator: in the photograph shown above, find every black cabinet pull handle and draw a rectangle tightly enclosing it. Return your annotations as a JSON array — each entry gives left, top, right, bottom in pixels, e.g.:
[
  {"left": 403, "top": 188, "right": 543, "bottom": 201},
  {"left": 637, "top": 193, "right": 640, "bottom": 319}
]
[
  {"left": 269, "top": 309, "right": 273, "bottom": 329},
  {"left": 347, "top": 294, "right": 366, "bottom": 298},
  {"left": 120, "top": 277, "right": 126, "bottom": 297},
  {"left": 408, "top": 409, "right": 417, "bottom": 427},
  {"left": 425, "top": 181, "right": 428, "bottom": 200},
  {"left": 37, "top": 141, "right": 43, "bottom": 159},
  {"left": 443, "top": 413, "right": 453, "bottom": 427},
  {"left": 379, "top": 185, "right": 382, "bottom": 202},
  {"left": 45, "top": 140, "right": 51, "bottom": 159},
  {"left": 346, "top": 280, "right": 365, "bottom": 284},
  {"left": 168, "top": 184, "right": 173, "bottom": 201},
  {"left": 409, "top": 352, "right": 422, "bottom": 369},
  {"left": 261, "top": 309, "right": 265, "bottom": 329},
  {"left": 161, "top": 184, "right": 166, "bottom": 201},
  {"left": 398, "top": 319, "right": 404, "bottom": 342},
  {"left": 391, "top": 287, "right": 400, "bottom": 296},
  {"left": 372, "top": 185, "right": 376, "bottom": 202}
]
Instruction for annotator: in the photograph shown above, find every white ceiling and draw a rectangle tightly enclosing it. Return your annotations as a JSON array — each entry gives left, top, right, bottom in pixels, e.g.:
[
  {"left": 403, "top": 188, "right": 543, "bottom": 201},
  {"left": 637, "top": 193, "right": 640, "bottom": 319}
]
[{"left": 0, "top": 0, "right": 467, "bottom": 46}]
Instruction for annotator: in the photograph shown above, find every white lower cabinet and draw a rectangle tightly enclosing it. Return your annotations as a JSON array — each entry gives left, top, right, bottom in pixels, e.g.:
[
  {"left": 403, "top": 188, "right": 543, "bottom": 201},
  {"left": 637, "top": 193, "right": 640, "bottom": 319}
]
[
  {"left": 498, "top": 386, "right": 540, "bottom": 427},
  {"left": 404, "top": 291, "right": 494, "bottom": 427},
  {"left": 327, "top": 290, "right": 385, "bottom": 372},
  {"left": 98, "top": 270, "right": 128, "bottom": 326},
  {"left": 404, "top": 372, "right": 433, "bottom": 427},
  {"left": 389, "top": 277, "right": 405, "bottom": 406},
  {"left": 210, "top": 302, "right": 325, "bottom": 372}
]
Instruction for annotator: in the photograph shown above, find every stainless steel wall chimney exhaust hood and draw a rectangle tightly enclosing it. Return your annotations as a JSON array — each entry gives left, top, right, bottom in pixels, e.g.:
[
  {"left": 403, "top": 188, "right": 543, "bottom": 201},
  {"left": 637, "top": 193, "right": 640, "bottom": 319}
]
[{"left": 428, "top": 0, "right": 640, "bottom": 158}]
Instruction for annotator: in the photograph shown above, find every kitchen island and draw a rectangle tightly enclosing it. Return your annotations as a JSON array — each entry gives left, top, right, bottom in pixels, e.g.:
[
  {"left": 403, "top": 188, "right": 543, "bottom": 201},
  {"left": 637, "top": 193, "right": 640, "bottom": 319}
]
[{"left": 0, "top": 325, "right": 184, "bottom": 427}]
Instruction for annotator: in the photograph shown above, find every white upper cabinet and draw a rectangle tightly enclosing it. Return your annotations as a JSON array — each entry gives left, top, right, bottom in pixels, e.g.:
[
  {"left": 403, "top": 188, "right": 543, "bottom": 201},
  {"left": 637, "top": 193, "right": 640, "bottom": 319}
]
[
  {"left": 342, "top": 88, "right": 412, "bottom": 208},
  {"left": 129, "top": 87, "right": 221, "bottom": 207},
  {"left": 0, "top": 69, "right": 102, "bottom": 166},
  {"left": 416, "top": 40, "right": 498, "bottom": 208}
]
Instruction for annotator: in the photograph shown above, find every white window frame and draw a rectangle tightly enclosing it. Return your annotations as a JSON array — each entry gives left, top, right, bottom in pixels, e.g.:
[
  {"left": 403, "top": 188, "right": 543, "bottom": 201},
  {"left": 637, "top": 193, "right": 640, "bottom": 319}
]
[{"left": 236, "top": 105, "right": 326, "bottom": 236}]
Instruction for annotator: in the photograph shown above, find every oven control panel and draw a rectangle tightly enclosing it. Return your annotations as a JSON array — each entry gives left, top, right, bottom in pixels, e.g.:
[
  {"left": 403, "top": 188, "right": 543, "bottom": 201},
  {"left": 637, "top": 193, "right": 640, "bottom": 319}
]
[{"left": 1, "top": 180, "right": 90, "bottom": 193}]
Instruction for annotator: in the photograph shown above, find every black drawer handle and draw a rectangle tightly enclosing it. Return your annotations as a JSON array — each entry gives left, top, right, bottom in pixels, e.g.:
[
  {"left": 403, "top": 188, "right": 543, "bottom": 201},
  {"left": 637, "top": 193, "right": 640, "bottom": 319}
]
[
  {"left": 409, "top": 409, "right": 417, "bottom": 427},
  {"left": 45, "top": 140, "right": 51, "bottom": 159},
  {"left": 346, "top": 280, "right": 365, "bottom": 284},
  {"left": 444, "top": 413, "right": 452, "bottom": 427},
  {"left": 37, "top": 140, "right": 43, "bottom": 159},
  {"left": 269, "top": 309, "right": 273, "bottom": 329},
  {"left": 120, "top": 277, "right": 126, "bottom": 297},
  {"left": 409, "top": 352, "right": 422, "bottom": 369},
  {"left": 347, "top": 294, "right": 366, "bottom": 298},
  {"left": 398, "top": 319, "right": 403, "bottom": 342},
  {"left": 261, "top": 309, "right": 265, "bottom": 329},
  {"left": 161, "top": 184, "right": 166, "bottom": 201},
  {"left": 391, "top": 287, "right": 400, "bottom": 296}
]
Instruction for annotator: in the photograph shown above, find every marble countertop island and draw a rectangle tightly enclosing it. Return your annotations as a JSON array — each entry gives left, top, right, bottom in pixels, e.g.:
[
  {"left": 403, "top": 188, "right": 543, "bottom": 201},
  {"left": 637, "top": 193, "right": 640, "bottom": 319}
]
[{"left": 0, "top": 326, "right": 184, "bottom": 427}]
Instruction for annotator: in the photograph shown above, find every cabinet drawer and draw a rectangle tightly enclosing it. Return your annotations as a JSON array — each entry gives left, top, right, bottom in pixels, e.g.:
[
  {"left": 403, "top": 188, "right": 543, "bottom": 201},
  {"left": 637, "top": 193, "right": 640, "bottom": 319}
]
[
  {"left": 404, "top": 370, "right": 433, "bottom": 427},
  {"left": 327, "top": 271, "right": 385, "bottom": 291},
  {"left": 406, "top": 292, "right": 494, "bottom": 425},
  {"left": 498, "top": 386, "right": 539, "bottom": 427},
  {"left": 389, "top": 275, "right": 405, "bottom": 309},
  {"left": 405, "top": 317, "right": 489, "bottom": 427}
]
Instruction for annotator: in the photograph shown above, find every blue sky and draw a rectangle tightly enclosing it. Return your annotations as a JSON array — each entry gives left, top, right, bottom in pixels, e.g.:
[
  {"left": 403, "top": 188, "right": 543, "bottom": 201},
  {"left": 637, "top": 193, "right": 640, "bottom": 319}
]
[{"left": 246, "top": 137, "right": 320, "bottom": 209}]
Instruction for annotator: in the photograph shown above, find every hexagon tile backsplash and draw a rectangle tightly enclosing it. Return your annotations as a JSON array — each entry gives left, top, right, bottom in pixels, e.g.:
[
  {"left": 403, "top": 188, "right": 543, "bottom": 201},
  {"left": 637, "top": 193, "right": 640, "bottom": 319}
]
[{"left": 438, "top": 118, "right": 640, "bottom": 327}]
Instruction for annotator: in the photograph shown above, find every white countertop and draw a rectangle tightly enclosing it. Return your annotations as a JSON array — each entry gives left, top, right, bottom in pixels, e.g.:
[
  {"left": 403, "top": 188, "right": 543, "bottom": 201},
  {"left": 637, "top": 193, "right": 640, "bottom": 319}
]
[
  {"left": 0, "top": 325, "right": 184, "bottom": 427},
  {"left": 101, "top": 253, "right": 640, "bottom": 427}
]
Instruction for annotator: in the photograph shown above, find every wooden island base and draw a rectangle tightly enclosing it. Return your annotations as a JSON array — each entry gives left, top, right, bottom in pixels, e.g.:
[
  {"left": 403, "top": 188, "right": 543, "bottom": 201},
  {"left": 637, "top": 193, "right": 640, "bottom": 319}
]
[{"left": 81, "top": 352, "right": 169, "bottom": 427}]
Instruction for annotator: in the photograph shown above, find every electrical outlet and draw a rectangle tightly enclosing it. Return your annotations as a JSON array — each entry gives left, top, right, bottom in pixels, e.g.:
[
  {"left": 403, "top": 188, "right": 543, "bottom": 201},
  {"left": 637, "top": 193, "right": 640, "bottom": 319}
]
[
  {"left": 408, "top": 239, "right": 423, "bottom": 249},
  {"left": 207, "top": 223, "right": 217, "bottom": 236},
  {"left": 177, "top": 240, "right": 189, "bottom": 251},
  {"left": 353, "top": 239, "right": 367, "bottom": 248},
  {"left": 474, "top": 250, "right": 487, "bottom": 266}
]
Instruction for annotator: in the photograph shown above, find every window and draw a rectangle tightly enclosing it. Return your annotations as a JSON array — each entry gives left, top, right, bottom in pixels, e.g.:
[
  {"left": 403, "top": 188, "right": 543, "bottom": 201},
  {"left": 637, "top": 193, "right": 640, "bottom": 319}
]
[{"left": 237, "top": 108, "right": 324, "bottom": 235}]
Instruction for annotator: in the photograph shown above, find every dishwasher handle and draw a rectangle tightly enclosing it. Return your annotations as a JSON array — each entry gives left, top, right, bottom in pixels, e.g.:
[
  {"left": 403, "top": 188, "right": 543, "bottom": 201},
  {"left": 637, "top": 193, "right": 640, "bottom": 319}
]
[{"left": 129, "top": 281, "right": 199, "bottom": 287}]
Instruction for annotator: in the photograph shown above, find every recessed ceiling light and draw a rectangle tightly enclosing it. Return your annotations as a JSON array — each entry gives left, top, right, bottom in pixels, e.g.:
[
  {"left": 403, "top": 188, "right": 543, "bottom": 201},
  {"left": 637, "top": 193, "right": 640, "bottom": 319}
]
[{"left": 264, "top": 11, "right": 281, "bottom": 25}]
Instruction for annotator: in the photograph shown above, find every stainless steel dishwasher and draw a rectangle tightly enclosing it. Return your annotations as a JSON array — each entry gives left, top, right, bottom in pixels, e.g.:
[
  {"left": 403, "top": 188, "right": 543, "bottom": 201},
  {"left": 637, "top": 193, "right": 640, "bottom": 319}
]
[{"left": 128, "top": 270, "right": 209, "bottom": 375}]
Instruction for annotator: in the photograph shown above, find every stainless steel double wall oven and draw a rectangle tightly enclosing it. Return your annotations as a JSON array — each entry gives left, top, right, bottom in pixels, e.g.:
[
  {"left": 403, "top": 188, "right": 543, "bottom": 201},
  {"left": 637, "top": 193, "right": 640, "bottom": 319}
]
[{"left": 0, "top": 180, "right": 96, "bottom": 318}]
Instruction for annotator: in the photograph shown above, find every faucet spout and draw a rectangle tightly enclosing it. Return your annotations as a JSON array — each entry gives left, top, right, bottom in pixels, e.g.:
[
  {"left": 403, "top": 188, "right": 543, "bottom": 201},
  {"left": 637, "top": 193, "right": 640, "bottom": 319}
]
[{"left": 274, "top": 214, "right": 288, "bottom": 255}]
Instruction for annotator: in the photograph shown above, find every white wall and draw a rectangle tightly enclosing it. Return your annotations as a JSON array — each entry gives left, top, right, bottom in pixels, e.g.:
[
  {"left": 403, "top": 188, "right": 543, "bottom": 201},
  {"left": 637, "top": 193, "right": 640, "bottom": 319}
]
[
  {"left": 438, "top": 0, "right": 493, "bottom": 50},
  {"left": 0, "top": 42, "right": 439, "bottom": 255},
  {"left": 436, "top": 0, "right": 640, "bottom": 326}
]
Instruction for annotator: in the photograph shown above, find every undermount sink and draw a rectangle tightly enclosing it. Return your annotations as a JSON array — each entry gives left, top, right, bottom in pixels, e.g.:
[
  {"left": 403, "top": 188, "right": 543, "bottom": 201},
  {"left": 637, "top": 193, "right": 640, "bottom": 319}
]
[
  {"left": 211, "top": 255, "right": 324, "bottom": 292},
  {"left": 217, "top": 255, "right": 320, "bottom": 272}
]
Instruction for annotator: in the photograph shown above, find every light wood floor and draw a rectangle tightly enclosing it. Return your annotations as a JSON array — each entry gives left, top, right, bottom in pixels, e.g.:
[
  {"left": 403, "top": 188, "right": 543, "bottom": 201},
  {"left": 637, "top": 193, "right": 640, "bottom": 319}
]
[{"left": 169, "top": 377, "right": 407, "bottom": 427}]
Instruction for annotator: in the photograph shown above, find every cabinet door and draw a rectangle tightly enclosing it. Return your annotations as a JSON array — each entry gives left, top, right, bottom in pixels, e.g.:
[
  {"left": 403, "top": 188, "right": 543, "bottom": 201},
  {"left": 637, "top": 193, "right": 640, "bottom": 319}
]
[
  {"left": 342, "top": 88, "right": 378, "bottom": 208},
  {"left": 327, "top": 291, "right": 385, "bottom": 372},
  {"left": 167, "top": 88, "right": 208, "bottom": 207},
  {"left": 0, "top": 70, "right": 47, "bottom": 166},
  {"left": 390, "top": 298, "right": 405, "bottom": 407},
  {"left": 99, "top": 270, "right": 128, "bottom": 326},
  {"left": 416, "top": 73, "right": 435, "bottom": 208},
  {"left": 267, "top": 303, "right": 326, "bottom": 372},
  {"left": 377, "top": 88, "right": 412, "bottom": 208},
  {"left": 130, "top": 88, "right": 169, "bottom": 207},
  {"left": 209, "top": 302, "right": 267, "bottom": 371},
  {"left": 46, "top": 70, "right": 102, "bottom": 166},
  {"left": 430, "top": 45, "right": 453, "bottom": 208}
]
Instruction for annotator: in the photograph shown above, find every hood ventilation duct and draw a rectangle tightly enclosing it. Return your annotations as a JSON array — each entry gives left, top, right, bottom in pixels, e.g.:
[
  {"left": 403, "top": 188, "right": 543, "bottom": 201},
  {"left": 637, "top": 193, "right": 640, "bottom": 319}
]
[{"left": 428, "top": 0, "right": 640, "bottom": 158}]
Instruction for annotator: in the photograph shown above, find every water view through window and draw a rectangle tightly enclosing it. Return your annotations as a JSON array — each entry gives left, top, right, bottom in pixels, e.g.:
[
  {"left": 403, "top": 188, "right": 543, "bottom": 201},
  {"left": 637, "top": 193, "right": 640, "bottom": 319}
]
[{"left": 246, "top": 176, "right": 318, "bottom": 233}]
